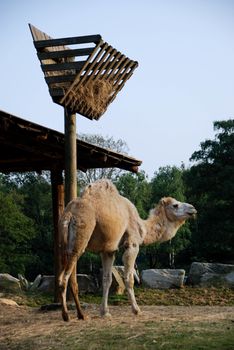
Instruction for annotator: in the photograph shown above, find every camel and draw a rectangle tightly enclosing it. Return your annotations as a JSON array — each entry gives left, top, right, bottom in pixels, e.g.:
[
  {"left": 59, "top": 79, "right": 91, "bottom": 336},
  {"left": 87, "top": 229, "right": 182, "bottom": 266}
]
[{"left": 58, "top": 179, "right": 197, "bottom": 321}]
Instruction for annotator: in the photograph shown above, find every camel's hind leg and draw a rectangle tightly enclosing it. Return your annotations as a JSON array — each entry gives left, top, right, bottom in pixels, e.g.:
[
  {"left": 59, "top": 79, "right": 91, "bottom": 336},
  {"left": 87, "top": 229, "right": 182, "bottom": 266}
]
[
  {"left": 59, "top": 212, "right": 95, "bottom": 321},
  {"left": 59, "top": 254, "right": 79, "bottom": 322},
  {"left": 100, "top": 252, "right": 115, "bottom": 317},
  {"left": 69, "top": 264, "right": 86, "bottom": 320},
  {"left": 122, "top": 242, "right": 140, "bottom": 315}
]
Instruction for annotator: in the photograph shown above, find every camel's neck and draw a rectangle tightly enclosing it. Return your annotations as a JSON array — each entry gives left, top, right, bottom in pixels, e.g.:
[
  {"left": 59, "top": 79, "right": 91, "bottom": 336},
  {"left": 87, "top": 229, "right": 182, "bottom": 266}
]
[{"left": 142, "top": 206, "right": 184, "bottom": 246}]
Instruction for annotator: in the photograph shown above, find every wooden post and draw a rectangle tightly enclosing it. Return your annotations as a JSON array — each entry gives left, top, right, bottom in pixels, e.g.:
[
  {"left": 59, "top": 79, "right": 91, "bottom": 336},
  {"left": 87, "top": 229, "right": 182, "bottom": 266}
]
[
  {"left": 51, "top": 169, "right": 64, "bottom": 302},
  {"left": 64, "top": 107, "right": 77, "bottom": 301},
  {"left": 64, "top": 108, "right": 77, "bottom": 205}
]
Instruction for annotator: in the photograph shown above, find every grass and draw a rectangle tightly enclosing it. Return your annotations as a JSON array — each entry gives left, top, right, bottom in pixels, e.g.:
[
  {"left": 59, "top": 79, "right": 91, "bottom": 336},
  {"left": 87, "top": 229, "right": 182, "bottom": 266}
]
[
  {"left": 0, "top": 290, "right": 53, "bottom": 307},
  {"left": 81, "top": 286, "right": 234, "bottom": 307},
  {"left": 1, "top": 287, "right": 234, "bottom": 350},
  {"left": 1, "top": 285, "right": 234, "bottom": 307},
  {"left": 58, "top": 321, "right": 234, "bottom": 350},
  {"left": 2, "top": 319, "right": 234, "bottom": 350}
]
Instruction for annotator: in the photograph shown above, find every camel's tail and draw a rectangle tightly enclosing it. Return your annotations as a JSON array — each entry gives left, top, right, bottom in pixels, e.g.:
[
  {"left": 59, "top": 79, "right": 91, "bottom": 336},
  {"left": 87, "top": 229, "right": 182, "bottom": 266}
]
[{"left": 58, "top": 211, "right": 73, "bottom": 268}]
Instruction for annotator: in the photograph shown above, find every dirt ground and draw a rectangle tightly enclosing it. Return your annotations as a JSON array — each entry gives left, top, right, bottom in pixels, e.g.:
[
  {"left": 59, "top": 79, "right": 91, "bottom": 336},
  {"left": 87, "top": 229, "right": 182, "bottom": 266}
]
[{"left": 0, "top": 302, "right": 234, "bottom": 349}]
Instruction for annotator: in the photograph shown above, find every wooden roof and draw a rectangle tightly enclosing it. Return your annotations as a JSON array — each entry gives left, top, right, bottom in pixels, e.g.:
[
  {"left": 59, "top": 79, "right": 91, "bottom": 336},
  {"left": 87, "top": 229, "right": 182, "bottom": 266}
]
[
  {"left": 29, "top": 24, "right": 138, "bottom": 120},
  {"left": 0, "top": 110, "right": 142, "bottom": 173}
]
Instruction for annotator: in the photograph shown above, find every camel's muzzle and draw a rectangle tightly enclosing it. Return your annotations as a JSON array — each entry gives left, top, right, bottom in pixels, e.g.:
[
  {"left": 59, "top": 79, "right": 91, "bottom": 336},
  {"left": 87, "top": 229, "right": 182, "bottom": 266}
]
[{"left": 187, "top": 207, "right": 197, "bottom": 218}]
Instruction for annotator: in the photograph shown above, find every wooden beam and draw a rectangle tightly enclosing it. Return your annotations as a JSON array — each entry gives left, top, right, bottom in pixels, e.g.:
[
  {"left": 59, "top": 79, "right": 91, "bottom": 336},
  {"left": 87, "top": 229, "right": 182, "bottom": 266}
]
[
  {"left": 51, "top": 169, "right": 64, "bottom": 303},
  {"left": 64, "top": 108, "right": 77, "bottom": 205},
  {"left": 34, "top": 35, "right": 101, "bottom": 48},
  {"left": 38, "top": 47, "right": 94, "bottom": 60},
  {"left": 41, "top": 61, "right": 86, "bottom": 72},
  {"left": 45, "top": 74, "right": 76, "bottom": 84}
]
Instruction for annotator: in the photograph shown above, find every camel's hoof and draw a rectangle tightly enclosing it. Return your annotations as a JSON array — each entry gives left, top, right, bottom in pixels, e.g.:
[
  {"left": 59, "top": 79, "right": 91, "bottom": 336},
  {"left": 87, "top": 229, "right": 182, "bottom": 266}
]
[
  {"left": 62, "top": 312, "right": 70, "bottom": 322},
  {"left": 77, "top": 314, "right": 88, "bottom": 321},
  {"left": 132, "top": 307, "right": 141, "bottom": 315}
]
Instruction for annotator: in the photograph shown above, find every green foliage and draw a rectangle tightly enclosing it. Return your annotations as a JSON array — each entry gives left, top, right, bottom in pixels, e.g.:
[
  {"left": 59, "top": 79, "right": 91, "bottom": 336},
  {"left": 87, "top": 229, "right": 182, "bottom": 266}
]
[
  {"left": 17, "top": 173, "right": 54, "bottom": 278},
  {"left": 151, "top": 165, "right": 186, "bottom": 202},
  {"left": 116, "top": 171, "right": 151, "bottom": 219},
  {"left": 0, "top": 172, "right": 54, "bottom": 279},
  {"left": 185, "top": 119, "right": 234, "bottom": 262},
  {"left": 78, "top": 251, "right": 101, "bottom": 275},
  {"left": 0, "top": 186, "right": 36, "bottom": 276}
]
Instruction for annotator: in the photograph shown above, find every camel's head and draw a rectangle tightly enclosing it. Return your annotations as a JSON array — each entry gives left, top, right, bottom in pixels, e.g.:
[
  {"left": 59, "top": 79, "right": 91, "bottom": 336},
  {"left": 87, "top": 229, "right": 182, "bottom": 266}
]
[
  {"left": 146, "top": 197, "right": 197, "bottom": 244},
  {"left": 161, "top": 197, "right": 197, "bottom": 222}
]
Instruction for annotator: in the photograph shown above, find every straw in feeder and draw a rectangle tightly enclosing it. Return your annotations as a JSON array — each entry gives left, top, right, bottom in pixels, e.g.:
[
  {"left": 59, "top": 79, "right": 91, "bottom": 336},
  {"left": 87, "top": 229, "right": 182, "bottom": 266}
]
[
  {"left": 29, "top": 24, "right": 138, "bottom": 120},
  {"left": 67, "top": 79, "right": 114, "bottom": 117}
]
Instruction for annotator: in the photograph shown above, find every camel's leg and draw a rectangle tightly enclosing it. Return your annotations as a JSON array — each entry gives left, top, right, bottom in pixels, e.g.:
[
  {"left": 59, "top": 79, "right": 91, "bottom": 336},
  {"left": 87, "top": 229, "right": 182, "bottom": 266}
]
[
  {"left": 59, "top": 218, "right": 95, "bottom": 321},
  {"left": 59, "top": 254, "right": 79, "bottom": 322},
  {"left": 122, "top": 242, "right": 140, "bottom": 315},
  {"left": 100, "top": 252, "right": 115, "bottom": 317},
  {"left": 69, "top": 264, "right": 86, "bottom": 320}
]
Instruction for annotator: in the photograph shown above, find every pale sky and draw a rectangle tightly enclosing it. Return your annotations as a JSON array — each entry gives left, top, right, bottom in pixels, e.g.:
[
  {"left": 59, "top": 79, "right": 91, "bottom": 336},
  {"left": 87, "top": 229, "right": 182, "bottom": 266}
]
[{"left": 1, "top": 0, "right": 234, "bottom": 178}]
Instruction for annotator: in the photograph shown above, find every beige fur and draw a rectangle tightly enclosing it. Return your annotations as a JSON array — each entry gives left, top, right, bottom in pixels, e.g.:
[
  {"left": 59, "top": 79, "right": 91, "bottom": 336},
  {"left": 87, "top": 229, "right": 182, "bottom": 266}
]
[{"left": 58, "top": 179, "right": 196, "bottom": 321}]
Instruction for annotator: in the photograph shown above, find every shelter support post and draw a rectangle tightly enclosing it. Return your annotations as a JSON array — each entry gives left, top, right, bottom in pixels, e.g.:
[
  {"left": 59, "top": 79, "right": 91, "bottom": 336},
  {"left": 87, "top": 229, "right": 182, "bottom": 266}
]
[
  {"left": 51, "top": 169, "right": 64, "bottom": 302},
  {"left": 64, "top": 108, "right": 77, "bottom": 205}
]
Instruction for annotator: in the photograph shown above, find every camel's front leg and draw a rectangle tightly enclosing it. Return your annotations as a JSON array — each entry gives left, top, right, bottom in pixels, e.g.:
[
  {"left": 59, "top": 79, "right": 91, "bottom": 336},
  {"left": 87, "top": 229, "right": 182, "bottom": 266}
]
[
  {"left": 100, "top": 252, "right": 115, "bottom": 317},
  {"left": 122, "top": 242, "right": 141, "bottom": 315}
]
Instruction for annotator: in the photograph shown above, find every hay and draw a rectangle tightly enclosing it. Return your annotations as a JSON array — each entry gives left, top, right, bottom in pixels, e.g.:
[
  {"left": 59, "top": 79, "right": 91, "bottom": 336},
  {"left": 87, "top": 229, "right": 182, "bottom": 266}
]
[{"left": 67, "top": 79, "right": 114, "bottom": 117}]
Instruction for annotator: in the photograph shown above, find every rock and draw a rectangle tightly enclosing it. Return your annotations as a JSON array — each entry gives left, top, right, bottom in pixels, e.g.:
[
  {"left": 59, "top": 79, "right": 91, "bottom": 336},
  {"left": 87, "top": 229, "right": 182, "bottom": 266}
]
[
  {"left": 77, "top": 274, "right": 97, "bottom": 294},
  {"left": 188, "top": 262, "right": 234, "bottom": 288},
  {"left": 0, "top": 274, "right": 21, "bottom": 292},
  {"left": 0, "top": 298, "right": 19, "bottom": 307},
  {"left": 30, "top": 274, "right": 42, "bottom": 291},
  {"left": 114, "top": 266, "right": 141, "bottom": 284},
  {"left": 141, "top": 269, "right": 185, "bottom": 289},
  {"left": 38, "top": 274, "right": 98, "bottom": 294},
  {"left": 110, "top": 267, "right": 125, "bottom": 295},
  {"left": 18, "top": 274, "right": 29, "bottom": 291},
  {"left": 38, "top": 275, "right": 55, "bottom": 294}
]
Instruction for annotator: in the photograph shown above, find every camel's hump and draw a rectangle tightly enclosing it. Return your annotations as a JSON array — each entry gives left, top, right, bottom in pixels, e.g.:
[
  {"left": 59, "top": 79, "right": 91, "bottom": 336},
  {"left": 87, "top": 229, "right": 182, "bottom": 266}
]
[{"left": 81, "top": 179, "right": 119, "bottom": 197}]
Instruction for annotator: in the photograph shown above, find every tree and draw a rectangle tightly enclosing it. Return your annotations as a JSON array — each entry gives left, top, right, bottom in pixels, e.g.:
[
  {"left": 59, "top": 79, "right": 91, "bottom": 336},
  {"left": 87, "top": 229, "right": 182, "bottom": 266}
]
[
  {"left": 78, "top": 134, "right": 129, "bottom": 189},
  {"left": 116, "top": 171, "right": 151, "bottom": 219},
  {"left": 0, "top": 177, "right": 36, "bottom": 276},
  {"left": 1, "top": 172, "right": 54, "bottom": 278},
  {"left": 185, "top": 119, "right": 234, "bottom": 262},
  {"left": 17, "top": 173, "right": 54, "bottom": 278},
  {"left": 151, "top": 165, "right": 186, "bottom": 203}
]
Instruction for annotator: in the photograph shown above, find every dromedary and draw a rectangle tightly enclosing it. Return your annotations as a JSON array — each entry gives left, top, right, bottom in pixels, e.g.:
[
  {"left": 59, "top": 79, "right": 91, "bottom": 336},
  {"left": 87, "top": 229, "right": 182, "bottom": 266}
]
[{"left": 58, "top": 179, "right": 196, "bottom": 321}]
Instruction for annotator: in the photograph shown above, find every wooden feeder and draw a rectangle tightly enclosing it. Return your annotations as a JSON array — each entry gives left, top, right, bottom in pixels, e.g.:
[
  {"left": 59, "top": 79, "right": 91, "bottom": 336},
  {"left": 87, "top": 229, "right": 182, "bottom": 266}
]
[{"left": 29, "top": 24, "right": 138, "bottom": 120}]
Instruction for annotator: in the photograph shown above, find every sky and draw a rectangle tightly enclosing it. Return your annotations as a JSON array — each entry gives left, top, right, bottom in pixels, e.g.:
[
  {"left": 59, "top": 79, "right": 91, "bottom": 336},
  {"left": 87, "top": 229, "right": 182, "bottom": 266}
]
[{"left": 1, "top": 0, "right": 234, "bottom": 178}]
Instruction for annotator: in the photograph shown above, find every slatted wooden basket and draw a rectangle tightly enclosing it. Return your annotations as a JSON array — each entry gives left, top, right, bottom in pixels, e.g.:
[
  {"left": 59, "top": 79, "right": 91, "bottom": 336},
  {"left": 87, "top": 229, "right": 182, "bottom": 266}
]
[{"left": 29, "top": 24, "right": 138, "bottom": 120}]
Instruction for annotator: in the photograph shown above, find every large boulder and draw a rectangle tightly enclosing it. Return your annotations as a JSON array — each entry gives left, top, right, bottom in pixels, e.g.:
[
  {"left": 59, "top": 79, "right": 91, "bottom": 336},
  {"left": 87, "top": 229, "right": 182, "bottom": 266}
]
[
  {"left": 188, "top": 262, "right": 234, "bottom": 288},
  {"left": 37, "top": 274, "right": 98, "bottom": 294},
  {"left": 0, "top": 274, "right": 21, "bottom": 292},
  {"left": 37, "top": 275, "right": 55, "bottom": 294},
  {"left": 141, "top": 269, "right": 185, "bottom": 289}
]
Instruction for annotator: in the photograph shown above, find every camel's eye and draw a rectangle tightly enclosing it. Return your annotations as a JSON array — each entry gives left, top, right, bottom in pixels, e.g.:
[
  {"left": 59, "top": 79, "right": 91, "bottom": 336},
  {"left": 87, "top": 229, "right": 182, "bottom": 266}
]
[{"left": 173, "top": 204, "right": 179, "bottom": 208}]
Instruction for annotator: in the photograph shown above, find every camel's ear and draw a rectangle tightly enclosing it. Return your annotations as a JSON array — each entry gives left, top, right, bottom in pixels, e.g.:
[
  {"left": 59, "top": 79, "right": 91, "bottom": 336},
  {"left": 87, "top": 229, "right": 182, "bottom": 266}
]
[{"left": 160, "top": 198, "right": 166, "bottom": 206}]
